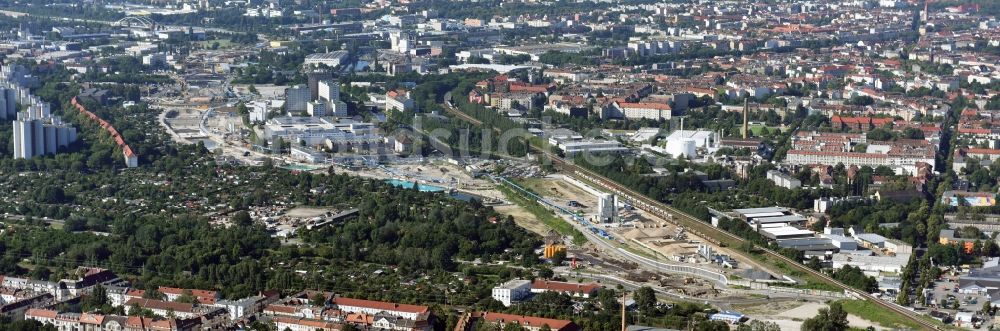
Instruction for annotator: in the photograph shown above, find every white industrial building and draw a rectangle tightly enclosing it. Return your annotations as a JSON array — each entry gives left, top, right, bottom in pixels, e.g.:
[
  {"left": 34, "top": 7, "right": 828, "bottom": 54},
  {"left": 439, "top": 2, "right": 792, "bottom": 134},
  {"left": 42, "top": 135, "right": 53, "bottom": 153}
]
[
  {"left": 491, "top": 279, "right": 532, "bottom": 307},
  {"left": 661, "top": 130, "right": 719, "bottom": 158},
  {"left": 758, "top": 224, "right": 815, "bottom": 240},
  {"left": 303, "top": 51, "right": 349, "bottom": 68},
  {"left": 664, "top": 130, "right": 718, "bottom": 149},
  {"left": 264, "top": 116, "right": 381, "bottom": 147},
  {"left": 831, "top": 253, "right": 909, "bottom": 274},
  {"left": 548, "top": 133, "right": 629, "bottom": 157},
  {"left": 821, "top": 233, "right": 859, "bottom": 250},
  {"left": 665, "top": 138, "right": 696, "bottom": 159},
  {"left": 597, "top": 193, "right": 617, "bottom": 223}
]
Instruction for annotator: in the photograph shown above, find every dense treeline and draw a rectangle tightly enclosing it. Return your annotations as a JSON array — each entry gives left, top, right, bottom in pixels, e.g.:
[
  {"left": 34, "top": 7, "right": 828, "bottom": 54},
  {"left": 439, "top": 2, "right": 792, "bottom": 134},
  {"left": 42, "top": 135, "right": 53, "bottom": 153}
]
[
  {"left": 0, "top": 316, "right": 52, "bottom": 331},
  {"left": 480, "top": 286, "right": 730, "bottom": 330},
  {"left": 0, "top": 165, "right": 541, "bottom": 299},
  {"left": 830, "top": 266, "right": 877, "bottom": 293},
  {"left": 573, "top": 155, "right": 707, "bottom": 202},
  {"left": 299, "top": 180, "right": 540, "bottom": 271}
]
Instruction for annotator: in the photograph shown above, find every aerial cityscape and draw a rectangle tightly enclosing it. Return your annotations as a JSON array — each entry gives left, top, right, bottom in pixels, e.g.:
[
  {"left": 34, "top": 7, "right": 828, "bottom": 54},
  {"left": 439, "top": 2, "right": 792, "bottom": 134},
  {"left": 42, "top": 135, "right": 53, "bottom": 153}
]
[{"left": 0, "top": 0, "right": 996, "bottom": 330}]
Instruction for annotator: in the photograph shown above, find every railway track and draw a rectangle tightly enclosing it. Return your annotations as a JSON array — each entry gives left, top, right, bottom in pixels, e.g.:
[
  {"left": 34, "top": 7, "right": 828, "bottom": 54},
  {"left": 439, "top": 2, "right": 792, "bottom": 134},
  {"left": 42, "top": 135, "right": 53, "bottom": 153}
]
[{"left": 439, "top": 98, "right": 938, "bottom": 330}]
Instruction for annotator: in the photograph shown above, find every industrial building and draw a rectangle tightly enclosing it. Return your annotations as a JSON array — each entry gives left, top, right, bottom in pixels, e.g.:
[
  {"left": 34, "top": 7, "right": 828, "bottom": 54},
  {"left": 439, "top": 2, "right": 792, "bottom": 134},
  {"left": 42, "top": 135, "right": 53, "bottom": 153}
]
[
  {"left": 548, "top": 133, "right": 629, "bottom": 157},
  {"left": 831, "top": 253, "right": 909, "bottom": 274},
  {"left": 664, "top": 138, "right": 696, "bottom": 159},
  {"left": 597, "top": 193, "right": 617, "bottom": 223},
  {"left": 264, "top": 116, "right": 381, "bottom": 148},
  {"left": 302, "top": 51, "right": 349, "bottom": 68},
  {"left": 664, "top": 130, "right": 718, "bottom": 152},
  {"left": 731, "top": 207, "right": 832, "bottom": 251},
  {"left": 731, "top": 207, "right": 806, "bottom": 228}
]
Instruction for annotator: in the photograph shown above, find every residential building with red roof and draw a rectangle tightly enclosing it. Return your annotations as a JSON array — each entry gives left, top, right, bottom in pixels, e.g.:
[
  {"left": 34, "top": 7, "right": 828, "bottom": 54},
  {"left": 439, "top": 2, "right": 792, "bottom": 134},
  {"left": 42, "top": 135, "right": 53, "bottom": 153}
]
[
  {"left": 457, "top": 312, "right": 579, "bottom": 331},
  {"left": 953, "top": 148, "right": 1000, "bottom": 172},
  {"left": 26, "top": 308, "right": 201, "bottom": 331},
  {"left": 125, "top": 298, "right": 198, "bottom": 319},
  {"left": 158, "top": 287, "right": 219, "bottom": 304},
  {"left": 786, "top": 131, "right": 936, "bottom": 175},
  {"left": 608, "top": 100, "right": 672, "bottom": 120},
  {"left": 530, "top": 280, "right": 601, "bottom": 298},
  {"left": 262, "top": 291, "right": 430, "bottom": 331},
  {"left": 331, "top": 297, "right": 430, "bottom": 320},
  {"left": 273, "top": 316, "right": 341, "bottom": 331},
  {"left": 830, "top": 115, "right": 893, "bottom": 131}
]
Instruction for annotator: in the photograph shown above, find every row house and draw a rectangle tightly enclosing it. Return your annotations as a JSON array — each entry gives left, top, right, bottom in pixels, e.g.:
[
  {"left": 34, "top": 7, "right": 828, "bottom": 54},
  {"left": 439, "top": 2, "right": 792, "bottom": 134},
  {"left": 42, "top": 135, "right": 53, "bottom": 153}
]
[
  {"left": 124, "top": 298, "right": 200, "bottom": 319},
  {"left": 456, "top": 312, "right": 579, "bottom": 331},
  {"left": 529, "top": 280, "right": 601, "bottom": 298},
  {"left": 26, "top": 308, "right": 202, "bottom": 331},
  {"left": 829, "top": 115, "right": 893, "bottom": 131},
  {"left": 263, "top": 292, "right": 431, "bottom": 331},
  {"left": 606, "top": 100, "right": 672, "bottom": 120},
  {"left": 953, "top": 148, "right": 1000, "bottom": 172},
  {"left": 158, "top": 287, "right": 219, "bottom": 305},
  {"left": 1, "top": 267, "right": 120, "bottom": 301}
]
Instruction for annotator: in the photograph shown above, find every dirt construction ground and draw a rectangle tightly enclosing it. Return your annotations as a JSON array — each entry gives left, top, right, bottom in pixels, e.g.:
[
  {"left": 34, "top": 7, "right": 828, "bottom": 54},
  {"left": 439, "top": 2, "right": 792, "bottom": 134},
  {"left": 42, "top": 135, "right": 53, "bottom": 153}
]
[{"left": 740, "top": 301, "right": 887, "bottom": 330}]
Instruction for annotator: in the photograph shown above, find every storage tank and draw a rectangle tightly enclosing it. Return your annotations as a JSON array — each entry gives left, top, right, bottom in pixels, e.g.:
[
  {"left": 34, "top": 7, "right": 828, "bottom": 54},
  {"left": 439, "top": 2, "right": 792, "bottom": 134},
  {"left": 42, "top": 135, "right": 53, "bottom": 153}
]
[{"left": 665, "top": 138, "right": 696, "bottom": 158}]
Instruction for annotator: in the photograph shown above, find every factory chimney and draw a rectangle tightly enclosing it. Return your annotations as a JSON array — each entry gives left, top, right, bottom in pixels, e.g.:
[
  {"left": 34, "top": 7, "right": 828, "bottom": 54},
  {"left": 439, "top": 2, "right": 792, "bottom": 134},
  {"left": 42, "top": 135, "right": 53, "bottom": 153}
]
[{"left": 742, "top": 98, "right": 749, "bottom": 139}]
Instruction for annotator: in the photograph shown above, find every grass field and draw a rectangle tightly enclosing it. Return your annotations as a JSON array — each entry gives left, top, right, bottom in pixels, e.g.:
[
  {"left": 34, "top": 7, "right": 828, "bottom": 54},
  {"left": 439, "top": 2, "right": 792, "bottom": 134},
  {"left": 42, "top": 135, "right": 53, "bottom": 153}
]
[
  {"left": 497, "top": 184, "right": 586, "bottom": 245},
  {"left": 749, "top": 123, "right": 786, "bottom": 135},
  {"left": 837, "top": 299, "right": 934, "bottom": 330},
  {"left": 197, "top": 39, "right": 236, "bottom": 49}
]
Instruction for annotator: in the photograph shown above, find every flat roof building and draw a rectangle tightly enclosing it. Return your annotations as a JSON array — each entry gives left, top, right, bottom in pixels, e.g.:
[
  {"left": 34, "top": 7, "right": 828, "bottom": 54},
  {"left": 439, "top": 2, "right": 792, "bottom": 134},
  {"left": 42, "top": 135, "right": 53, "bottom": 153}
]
[
  {"left": 492, "top": 279, "right": 531, "bottom": 307},
  {"left": 303, "top": 51, "right": 349, "bottom": 68}
]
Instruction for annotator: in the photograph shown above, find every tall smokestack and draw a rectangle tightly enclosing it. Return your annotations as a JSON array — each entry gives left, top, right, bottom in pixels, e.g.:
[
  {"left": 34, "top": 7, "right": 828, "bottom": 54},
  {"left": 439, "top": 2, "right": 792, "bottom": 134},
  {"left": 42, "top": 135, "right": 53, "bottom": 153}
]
[
  {"left": 922, "top": 0, "right": 930, "bottom": 22},
  {"left": 742, "top": 98, "right": 749, "bottom": 139}
]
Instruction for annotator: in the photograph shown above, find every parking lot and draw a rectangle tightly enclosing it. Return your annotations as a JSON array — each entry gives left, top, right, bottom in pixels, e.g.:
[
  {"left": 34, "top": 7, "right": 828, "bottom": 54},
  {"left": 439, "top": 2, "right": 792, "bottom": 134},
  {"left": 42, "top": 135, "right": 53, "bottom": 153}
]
[{"left": 925, "top": 276, "right": 994, "bottom": 329}]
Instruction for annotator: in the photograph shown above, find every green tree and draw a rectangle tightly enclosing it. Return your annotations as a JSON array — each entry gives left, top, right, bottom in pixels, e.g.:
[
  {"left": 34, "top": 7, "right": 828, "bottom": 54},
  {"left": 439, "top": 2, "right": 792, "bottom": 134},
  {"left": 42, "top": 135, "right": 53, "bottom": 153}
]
[
  {"left": 142, "top": 288, "right": 164, "bottom": 300},
  {"left": 232, "top": 211, "right": 253, "bottom": 227},
  {"left": 737, "top": 320, "right": 781, "bottom": 331},
  {"left": 175, "top": 289, "right": 197, "bottom": 304},
  {"left": 634, "top": 286, "right": 657, "bottom": 316},
  {"left": 807, "top": 256, "right": 822, "bottom": 270},
  {"left": 83, "top": 284, "right": 109, "bottom": 311},
  {"left": 310, "top": 292, "right": 327, "bottom": 306},
  {"left": 896, "top": 286, "right": 909, "bottom": 306},
  {"left": 800, "top": 301, "right": 849, "bottom": 331}
]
